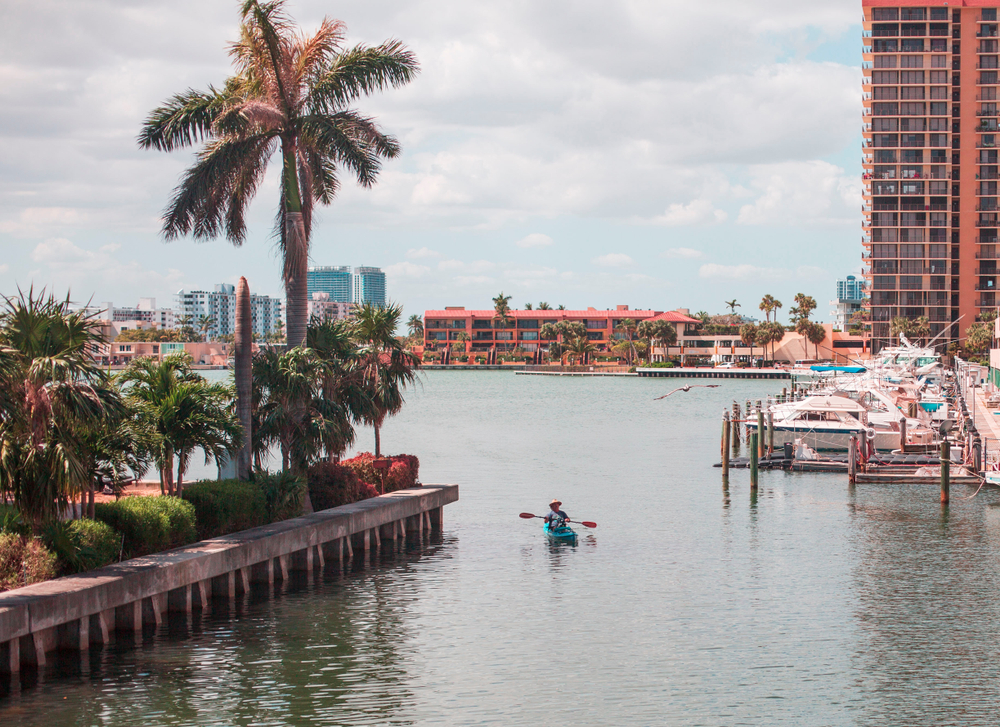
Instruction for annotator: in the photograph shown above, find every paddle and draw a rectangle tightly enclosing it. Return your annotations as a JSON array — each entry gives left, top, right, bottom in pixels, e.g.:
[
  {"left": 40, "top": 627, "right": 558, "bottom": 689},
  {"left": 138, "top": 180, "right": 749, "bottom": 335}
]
[{"left": 519, "top": 512, "right": 597, "bottom": 528}]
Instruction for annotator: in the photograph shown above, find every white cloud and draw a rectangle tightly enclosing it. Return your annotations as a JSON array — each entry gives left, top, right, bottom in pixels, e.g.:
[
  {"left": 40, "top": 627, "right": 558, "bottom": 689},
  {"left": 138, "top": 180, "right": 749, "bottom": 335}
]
[
  {"left": 736, "top": 161, "right": 862, "bottom": 227},
  {"left": 649, "top": 200, "right": 727, "bottom": 226},
  {"left": 663, "top": 247, "right": 703, "bottom": 260},
  {"left": 29, "top": 237, "right": 184, "bottom": 294},
  {"left": 385, "top": 261, "right": 430, "bottom": 278},
  {"left": 438, "top": 259, "right": 495, "bottom": 273},
  {"left": 592, "top": 253, "right": 634, "bottom": 268},
  {"left": 515, "top": 233, "right": 554, "bottom": 248},
  {"left": 0, "top": 264, "right": 8, "bottom": 274},
  {"left": 699, "top": 263, "right": 791, "bottom": 281},
  {"left": 406, "top": 246, "right": 441, "bottom": 259}
]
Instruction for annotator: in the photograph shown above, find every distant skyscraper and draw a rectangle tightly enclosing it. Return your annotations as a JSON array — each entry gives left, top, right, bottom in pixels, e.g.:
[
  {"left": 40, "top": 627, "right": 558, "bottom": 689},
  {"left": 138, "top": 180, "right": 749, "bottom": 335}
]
[
  {"left": 307, "top": 266, "right": 352, "bottom": 302},
  {"left": 352, "top": 267, "right": 386, "bottom": 306},
  {"left": 831, "top": 275, "right": 867, "bottom": 331}
]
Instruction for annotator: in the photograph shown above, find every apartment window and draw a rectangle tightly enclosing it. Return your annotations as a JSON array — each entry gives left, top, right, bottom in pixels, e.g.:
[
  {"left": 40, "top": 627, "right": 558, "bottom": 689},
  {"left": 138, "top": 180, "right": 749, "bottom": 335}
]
[
  {"left": 900, "top": 150, "right": 924, "bottom": 163},
  {"left": 900, "top": 212, "right": 925, "bottom": 226},
  {"left": 929, "top": 70, "right": 948, "bottom": 84},
  {"left": 900, "top": 8, "right": 925, "bottom": 21},
  {"left": 874, "top": 40, "right": 899, "bottom": 53},
  {"left": 874, "top": 276, "right": 897, "bottom": 290},
  {"left": 874, "top": 87, "right": 899, "bottom": 100},
  {"left": 900, "top": 70, "right": 925, "bottom": 84},
  {"left": 874, "top": 181, "right": 898, "bottom": 194},
  {"left": 874, "top": 134, "right": 898, "bottom": 147},
  {"left": 930, "top": 102, "right": 948, "bottom": 115},
  {"left": 982, "top": 56, "right": 1000, "bottom": 70},
  {"left": 900, "top": 117, "right": 926, "bottom": 131},
  {"left": 982, "top": 72, "right": 999, "bottom": 84},
  {"left": 930, "top": 8, "right": 949, "bottom": 21},
  {"left": 873, "top": 244, "right": 898, "bottom": 258},
  {"left": 929, "top": 118, "right": 948, "bottom": 131},
  {"left": 929, "top": 87, "right": 948, "bottom": 100},
  {"left": 901, "top": 39, "right": 926, "bottom": 52},
  {"left": 932, "top": 55, "right": 947, "bottom": 68},
  {"left": 517, "top": 319, "right": 539, "bottom": 328},
  {"left": 872, "top": 212, "right": 898, "bottom": 227},
  {"left": 901, "top": 55, "right": 924, "bottom": 68},
  {"left": 873, "top": 71, "right": 899, "bottom": 84},
  {"left": 873, "top": 228, "right": 899, "bottom": 241},
  {"left": 900, "top": 244, "right": 925, "bottom": 258},
  {"left": 519, "top": 332, "right": 538, "bottom": 341},
  {"left": 873, "top": 8, "right": 898, "bottom": 21},
  {"left": 874, "top": 165, "right": 897, "bottom": 178},
  {"left": 899, "top": 259, "right": 924, "bottom": 274},
  {"left": 874, "top": 23, "right": 899, "bottom": 37},
  {"left": 900, "top": 102, "right": 926, "bottom": 115},
  {"left": 875, "top": 55, "right": 898, "bottom": 68},
  {"left": 875, "top": 150, "right": 898, "bottom": 163},
  {"left": 899, "top": 276, "right": 923, "bottom": 290},
  {"left": 929, "top": 133, "right": 948, "bottom": 146},
  {"left": 874, "top": 102, "right": 899, "bottom": 115},
  {"left": 584, "top": 320, "right": 607, "bottom": 329},
  {"left": 873, "top": 118, "right": 898, "bottom": 131},
  {"left": 901, "top": 87, "right": 925, "bottom": 100},
  {"left": 471, "top": 320, "right": 491, "bottom": 329},
  {"left": 874, "top": 260, "right": 898, "bottom": 274},
  {"left": 900, "top": 228, "right": 925, "bottom": 242},
  {"left": 986, "top": 9, "right": 999, "bottom": 22},
  {"left": 900, "top": 133, "right": 924, "bottom": 147},
  {"left": 930, "top": 212, "right": 948, "bottom": 226}
]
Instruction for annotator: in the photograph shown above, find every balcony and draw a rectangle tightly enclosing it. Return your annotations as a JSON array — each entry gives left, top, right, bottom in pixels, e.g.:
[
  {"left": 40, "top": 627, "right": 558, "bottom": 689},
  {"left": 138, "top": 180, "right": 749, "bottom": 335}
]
[
  {"left": 976, "top": 298, "right": 997, "bottom": 306},
  {"left": 976, "top": 251, "right": 1000, "bottom": 258},
  {"left": 978, "top": 109, "right": 1000, "bottom": 116},
  {"left": 976, "top": 267, "right": 1000, "bottom": 274}
]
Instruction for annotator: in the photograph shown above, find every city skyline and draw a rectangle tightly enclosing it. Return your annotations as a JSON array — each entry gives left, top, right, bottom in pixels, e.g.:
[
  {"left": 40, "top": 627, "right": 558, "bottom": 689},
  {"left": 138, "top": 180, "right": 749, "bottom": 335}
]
[{"left": 1, "top": 1, "right": 863, "bottom": 324}]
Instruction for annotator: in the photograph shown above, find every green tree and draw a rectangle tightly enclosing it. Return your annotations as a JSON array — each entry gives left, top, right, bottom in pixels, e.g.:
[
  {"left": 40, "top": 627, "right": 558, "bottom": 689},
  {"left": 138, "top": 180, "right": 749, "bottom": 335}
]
[
  {"left": 139, "top": 0, "right": 418, "bottom": 349},
  {"left": 965, "top": 321, "right": 993, "bottom": 354},
  {"left": 806, "top": 321, "right": 827, "bottom": 360},
  {"left": 524, "top": 303, "right": 533, "bottom": 310},
  {"left": 724, "top": 299, "right": 740, "bottom": 316},
  {"left": 0, "top": 291, "right": 124, "bottom": 528},
  {"left": 119, "top": 354, "right": 240, "bottom": 496},
  {"left": 556, "top": 304, "right": 566, "bottom": 310},
  {"left": 565, "top": 335, "right": 596, "bottom": 365},
  {"left": 759, "top": 295, "right": 782, "bottom": 323},
  {"left": 406, "top": 314, "right": 423, "bottom": 342},
  {"left": 537, "top": 302, "right": 551, "bottom": 310},
  {"left": 614, "top": 318, "right": 639, "bottom": 363},
  {"left": 740, "top": 322, "right": 758, "bottom": 360},
  {"left": 789, "top": 293, "right": 817, "bottom": 324},
  {"left": 352, "top": 303, "right": 420, "bottom": 456},
  {"left": 198, "top": 314, "right": 216, "bottom": 342},
  {"left": 176, "top": 314, "right": 197, "bottom": 341},
  {"left": 637, "top": 319, "right": 676, "bottom": 363}
]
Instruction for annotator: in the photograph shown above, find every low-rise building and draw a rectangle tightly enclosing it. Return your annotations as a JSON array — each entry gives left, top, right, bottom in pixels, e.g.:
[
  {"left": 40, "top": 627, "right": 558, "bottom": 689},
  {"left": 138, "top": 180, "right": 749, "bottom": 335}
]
[{"left": 176, "top": 284, "right": 283, "bottom": 341}]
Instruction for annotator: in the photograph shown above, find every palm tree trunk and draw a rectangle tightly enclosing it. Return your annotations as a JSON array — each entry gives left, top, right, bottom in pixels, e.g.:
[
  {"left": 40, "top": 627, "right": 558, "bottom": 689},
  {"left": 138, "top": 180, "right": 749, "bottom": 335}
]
[
  {"left": 177, "top": 452, "right": 185, "bottom": 496},
  {"left": 282, "top": 143, "right": 309, "bottom": 350},
  {"left": 235, "top": 276, "right": 253, "bottom": 480},
  {"left": 374, "top": 423, "right": 381, "bottom": 458},
  {"left": 164, "top": 444, "right": 175, "bottom": 495}
]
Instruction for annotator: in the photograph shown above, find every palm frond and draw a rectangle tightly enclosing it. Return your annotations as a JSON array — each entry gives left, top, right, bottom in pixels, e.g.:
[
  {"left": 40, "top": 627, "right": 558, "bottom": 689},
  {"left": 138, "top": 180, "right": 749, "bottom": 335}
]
[
  {"left": 138, "top": 87, "right": 231, "bottom": 151},
  {"left": 294, "top": 17, "right": 346, "bottom": 83},
  {"left": 306, "top": 40, "right": 419, "bottom": 112},
  {"left": 298, "top": 111, "right": 399, "bottom": 187}
]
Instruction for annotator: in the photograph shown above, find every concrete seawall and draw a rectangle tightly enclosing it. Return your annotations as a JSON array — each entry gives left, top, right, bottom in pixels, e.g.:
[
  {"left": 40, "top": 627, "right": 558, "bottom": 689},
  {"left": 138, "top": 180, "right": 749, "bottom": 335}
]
[{"left": 0, "top": 484, "right": 458, "bottom": 674}]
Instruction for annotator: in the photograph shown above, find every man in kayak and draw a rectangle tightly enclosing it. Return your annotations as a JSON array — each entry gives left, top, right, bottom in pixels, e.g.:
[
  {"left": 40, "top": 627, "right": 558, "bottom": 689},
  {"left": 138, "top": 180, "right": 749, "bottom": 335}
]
[{"left": 544, "top": 499, "right": 569, "bottom": 528}]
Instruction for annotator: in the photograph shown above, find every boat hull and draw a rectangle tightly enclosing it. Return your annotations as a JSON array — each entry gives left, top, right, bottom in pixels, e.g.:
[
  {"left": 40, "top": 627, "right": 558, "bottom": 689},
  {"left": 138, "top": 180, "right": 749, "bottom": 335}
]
[
  {"left": 748, "top": 424, "right": 899, "bottom": 452},
  {"left": 544, "top": 523, "right": 578, "bottom": 544}
]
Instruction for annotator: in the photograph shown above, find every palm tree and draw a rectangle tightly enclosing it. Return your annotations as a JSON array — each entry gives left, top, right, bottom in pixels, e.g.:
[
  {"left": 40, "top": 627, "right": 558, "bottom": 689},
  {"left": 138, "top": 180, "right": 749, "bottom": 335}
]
[
  {"left": 740, "top": 322, "right": 758, "bottom": 361},
  {"left": 406, "top": 314, "right": 423, "bottom": 341},
  {"left": 638, "top": 319, "right": 677, "bottom": 363},
  {"left": 789, "top": 293, "right": 817, "bottom": 324},
  {"left": 565, "top": 335, "right": 596, "bottom": 365},
  {"left": 0, "top": 290, "right": 123, "bottom": 527},
  {"left": 806, "top": 321, "right": 827, "bottom": 361},
  {"left": 352, "top": 303, "right": 419, "bottom": 456},
  {"left": 307, "top": 316, "right": 371, "bottom": 461},
  {"left": 452, "top": 331, "right": 470, "bottom": 353},
  {"left": 198, "top": 314, "right": 216, "bottom": 342},
  {"left": 119, "top": 354, "right": 240, "bottom": 495},
  {"left": 724, "top": 299, "right": 740, "bottom": 315},
  {"left": 759, "top": 295, "right": 780, "bottom": 323},
  {"left": 537, "top": 302, "right": 551, "bottom": 310},
  {"left": 176, "top": 314, "right": 196, "bottom": 341},
  {"left": 138, "top": 0, "right": 418, "bottom": 349},
  {"left": 556, "top": 305, "right": 566, "bottom": 310},
  {"left": 614, "top": 318, "right": 639, "bottom": 363}
]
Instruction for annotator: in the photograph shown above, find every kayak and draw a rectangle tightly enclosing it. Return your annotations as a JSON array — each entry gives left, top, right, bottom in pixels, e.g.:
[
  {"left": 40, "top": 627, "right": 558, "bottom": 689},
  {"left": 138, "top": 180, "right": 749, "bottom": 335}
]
[{"left": 544, "top": 522, "right": 578, "bottom": 544}]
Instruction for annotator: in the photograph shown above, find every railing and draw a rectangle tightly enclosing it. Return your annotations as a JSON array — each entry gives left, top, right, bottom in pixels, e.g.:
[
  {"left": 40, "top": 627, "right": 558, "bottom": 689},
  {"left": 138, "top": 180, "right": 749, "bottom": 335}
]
[
  {"left": 976, "top": 251, "right": 1000, "bottom": 259},
  {"left": 976, "top": 298, "right": 997, "bottom": 306},
  {"left": 976, "top": 267, "right": 1000, "bottom": 274}
]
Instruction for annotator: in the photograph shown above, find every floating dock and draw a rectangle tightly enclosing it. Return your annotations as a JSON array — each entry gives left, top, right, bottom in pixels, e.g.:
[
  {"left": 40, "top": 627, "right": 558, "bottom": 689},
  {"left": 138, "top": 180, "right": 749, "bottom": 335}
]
[{"left": 637, "top": 367, "right": 791, "bottom": 379}]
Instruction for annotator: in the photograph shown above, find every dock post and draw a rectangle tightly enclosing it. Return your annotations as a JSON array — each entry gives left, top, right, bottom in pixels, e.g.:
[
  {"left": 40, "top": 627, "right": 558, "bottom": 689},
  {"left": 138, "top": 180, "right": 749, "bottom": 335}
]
[
  {"left": 899, "top": 417, "right": 907, "bottom": 452},
  {"left": 941, "top": 439, "right": 950, "bottom": 505},
  {"left": 756, "top": 407, "right": 765, "bottom": 459},
  {"left": 750, "top": 432, "right": 759, "bottom": 490},
  {"left": 722, "top": 412, "right": 731, "bottom": 483},
  {"left": 732, "top": 402, "right": 741, "bottom": 444},
  {"left": 848, "top": 436, "right": 857, "bottom": 485},
  {"left": 781, "top": 387, "right": 787, "bottom": 403},
  {"left": 859, "top": 428, "right": 868, "bottom": 467},
  {"left": 767, "top": 411, "right": 774, "bottom": 456},
  {"left": 745, "top": 400, "right": 751, "bottom": 440}
]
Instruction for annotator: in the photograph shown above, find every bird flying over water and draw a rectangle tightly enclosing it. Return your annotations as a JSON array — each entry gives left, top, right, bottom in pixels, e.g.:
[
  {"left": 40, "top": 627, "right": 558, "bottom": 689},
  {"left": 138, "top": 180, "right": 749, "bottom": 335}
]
[{"left": 654, "top": 385, "right": 721, "bottom": 400}]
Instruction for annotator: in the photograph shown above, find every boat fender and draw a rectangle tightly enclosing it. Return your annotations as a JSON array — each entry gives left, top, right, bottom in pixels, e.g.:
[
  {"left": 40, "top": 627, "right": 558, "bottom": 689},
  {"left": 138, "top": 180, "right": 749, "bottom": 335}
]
[{"left": 866, "top": 428, "right": 876, "bottom": 440}]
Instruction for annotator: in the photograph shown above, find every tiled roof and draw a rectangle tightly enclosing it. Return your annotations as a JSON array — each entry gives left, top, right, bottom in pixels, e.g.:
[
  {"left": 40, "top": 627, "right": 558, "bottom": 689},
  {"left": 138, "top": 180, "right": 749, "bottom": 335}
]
[
  {"left": 645, "top": 310, "right": 701, "bottom": 324},
  {"left": 424, "top": 309, "right": 661, "bottom": 318}
]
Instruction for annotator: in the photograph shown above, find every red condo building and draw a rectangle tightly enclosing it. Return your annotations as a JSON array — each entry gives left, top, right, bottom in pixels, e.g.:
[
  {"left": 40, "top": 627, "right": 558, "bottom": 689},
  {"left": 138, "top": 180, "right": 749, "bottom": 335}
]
[{"left": 863, "top": 0, "right": 1000, "bottom": 351}]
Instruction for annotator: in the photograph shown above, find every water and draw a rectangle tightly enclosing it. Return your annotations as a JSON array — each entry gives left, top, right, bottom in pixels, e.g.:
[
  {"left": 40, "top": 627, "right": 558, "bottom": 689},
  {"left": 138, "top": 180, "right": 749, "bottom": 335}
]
[{"left": 6, "top": 371, "right": 1000, "bottom": 725}]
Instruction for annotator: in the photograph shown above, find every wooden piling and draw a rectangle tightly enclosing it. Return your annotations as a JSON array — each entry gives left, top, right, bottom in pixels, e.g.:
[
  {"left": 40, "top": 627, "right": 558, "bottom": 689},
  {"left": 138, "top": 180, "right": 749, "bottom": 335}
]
[
  {"left": 899, "top": 417, "right": 907, "bottom": 451},
  {"left": 756, "top": 407, "right": 765, "bottom": 459},
  {"left": 941, "top": 439, "right": 950, "bottom": 505},
  {"left": 722, "top": 412, "right": 731, "bottom": 482},
  {"left": 766, "top": 411, "right": 774, "bottom": 456},
  {"left": 848, "top": 436, "right": 857, "bottom": 485},
  {"left": 859, "top": 428, "right": 868, "bottom": 466},
  {"left": 750, "top": 432, "right": 759, "bottom": 490}
]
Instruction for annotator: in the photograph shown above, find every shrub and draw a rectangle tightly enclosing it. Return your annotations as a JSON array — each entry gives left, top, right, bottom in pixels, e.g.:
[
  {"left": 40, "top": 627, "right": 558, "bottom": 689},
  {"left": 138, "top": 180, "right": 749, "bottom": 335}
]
[
  {"left": 307, "top": 462, "right": 379, "bottom": 511},
  {"left": 182, "top": 480, "right": 268, "bottom": 539},
  {"left": 68, "top": 519, "right": 121, "bottom": 572},
  {"left": 95, "top": 496, "right": 196, "bottom": 559},
  {"left": 0, "top": 505, "right": 29, "bottom": 536},
  {"left": 342, "top": 452, "right": 420, "bottom": 493},
  {"left": 0, "top": 534, "right": 56, "bottom": 592}
]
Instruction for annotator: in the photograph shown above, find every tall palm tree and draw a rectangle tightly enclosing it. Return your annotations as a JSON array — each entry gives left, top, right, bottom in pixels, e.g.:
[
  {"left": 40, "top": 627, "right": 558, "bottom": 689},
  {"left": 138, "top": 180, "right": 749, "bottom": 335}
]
[
  {"left": 614, "top": 318, "right": 639, "bottom": 363},
  {"left": 537, "top": 302, "right": 551, "bottom": 310},
  {"left": 637, "top": 319, "right": 676, "bottom": 363},
  {"left": 740, "top": 323, "right": 758, "bottom": 361},
  {"left": 406, "top": 314, "right": 423, "bottom": 341},
  {"left": 0, "top": 290, "right": 123, "bottom": 527},
  {"left": 138, "top": 0, "right": 418, "bottom": 349},
  {"left": 352, "top": 303, "right": 419, "bottom": 456},
  {"left": 564, "top": 335, "right": 597, "bottom": 365},
  {"left": 724, "top": 299, "right": 740, "bottom": 315}
]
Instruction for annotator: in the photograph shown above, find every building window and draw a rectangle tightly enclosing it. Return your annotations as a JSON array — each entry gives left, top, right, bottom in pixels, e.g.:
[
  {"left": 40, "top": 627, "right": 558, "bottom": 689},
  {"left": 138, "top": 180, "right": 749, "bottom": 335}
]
[{"left": 584, "top": 320, "right": 606, "bottom": 329}]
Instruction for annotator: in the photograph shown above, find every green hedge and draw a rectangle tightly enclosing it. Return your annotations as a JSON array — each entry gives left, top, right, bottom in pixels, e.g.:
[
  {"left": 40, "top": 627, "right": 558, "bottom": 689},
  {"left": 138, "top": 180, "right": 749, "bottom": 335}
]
[
  {"left": 307, "top": 463, "right": 379, "bottom": 511},
  {"left": 181, "top": 480, "right": 268, "bottom": 540},
  {"left": 253, "top": 470, "right": 306, "bottom": 522},
  {"left": 69, "top": 519, "right": 121, "bottom": 571},
  {"left": 95, "top": 496, "right": 196, "bottom": 559}
]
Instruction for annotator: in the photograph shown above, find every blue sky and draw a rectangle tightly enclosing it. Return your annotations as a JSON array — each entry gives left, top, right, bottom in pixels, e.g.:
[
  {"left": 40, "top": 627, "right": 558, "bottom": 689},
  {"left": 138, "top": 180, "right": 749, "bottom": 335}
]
[{"left": 0, "top": 0, "right": 863, "bottom": 323}]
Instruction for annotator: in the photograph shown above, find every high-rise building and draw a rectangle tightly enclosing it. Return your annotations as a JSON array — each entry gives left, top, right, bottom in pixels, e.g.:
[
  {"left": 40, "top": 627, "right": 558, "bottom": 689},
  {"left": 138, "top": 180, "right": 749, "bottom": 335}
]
[
  {"left": 863, "top": 2, "right": 1000, "bottom": 351},
  {"left": 307, "top": 266, "right": 352, "bottom": 302},
  {"left": 831, "top": 275, "right": 867, "bottom": 331},
  {"left": 352, "top": 266, "right": 386, "bottom": 306},
  {"left": 176, "top": 284, "right": 283, "bottom": 341}
]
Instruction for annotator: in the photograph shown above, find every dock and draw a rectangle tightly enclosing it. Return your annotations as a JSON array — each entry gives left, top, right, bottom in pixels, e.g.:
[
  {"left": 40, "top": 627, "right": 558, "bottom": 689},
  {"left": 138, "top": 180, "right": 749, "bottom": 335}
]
[{"left": 637, "top": 367, "right": 791, "bottom": 379}]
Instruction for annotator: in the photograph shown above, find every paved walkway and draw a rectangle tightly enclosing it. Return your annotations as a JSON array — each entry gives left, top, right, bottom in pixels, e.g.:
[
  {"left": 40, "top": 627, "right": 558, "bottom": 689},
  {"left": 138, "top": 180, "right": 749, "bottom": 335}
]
[{"left": 973, "top": 387, "right": 1000, "bottom": 469}]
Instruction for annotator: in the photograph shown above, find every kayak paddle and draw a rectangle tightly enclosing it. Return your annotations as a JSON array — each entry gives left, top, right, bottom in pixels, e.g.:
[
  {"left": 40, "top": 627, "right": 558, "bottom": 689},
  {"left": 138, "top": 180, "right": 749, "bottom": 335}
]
[{"left": 519, "top": 512, "right": 597, "bottom": 528}]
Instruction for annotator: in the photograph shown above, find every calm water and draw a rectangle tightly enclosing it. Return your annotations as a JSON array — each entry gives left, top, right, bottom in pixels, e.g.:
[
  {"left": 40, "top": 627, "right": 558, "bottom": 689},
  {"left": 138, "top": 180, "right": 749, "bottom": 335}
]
[{"left": 5, "top": 371, "right": 1000, "bottom": 726}]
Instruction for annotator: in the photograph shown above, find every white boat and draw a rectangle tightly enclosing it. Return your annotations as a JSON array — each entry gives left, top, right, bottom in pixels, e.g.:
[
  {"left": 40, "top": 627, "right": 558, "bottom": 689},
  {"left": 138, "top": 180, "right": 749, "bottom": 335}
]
[{"left": 750, "top": 394, "right": 909, "bottom": 451}]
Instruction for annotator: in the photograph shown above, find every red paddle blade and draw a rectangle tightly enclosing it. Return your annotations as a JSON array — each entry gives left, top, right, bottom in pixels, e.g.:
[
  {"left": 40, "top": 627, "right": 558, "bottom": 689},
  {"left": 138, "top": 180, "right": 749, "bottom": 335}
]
[
  {"left": 519, "top": 512, "right": 537, "bottom": 519},
  {"left": 580, "top": 521, "right": 597, "bottom": 528}
]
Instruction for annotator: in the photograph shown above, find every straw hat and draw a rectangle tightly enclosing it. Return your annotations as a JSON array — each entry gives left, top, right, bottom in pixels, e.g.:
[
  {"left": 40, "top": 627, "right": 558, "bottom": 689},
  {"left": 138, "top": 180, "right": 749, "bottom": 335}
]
[{"left": 550, "top": 499, "right": 562, "bottom": 506}]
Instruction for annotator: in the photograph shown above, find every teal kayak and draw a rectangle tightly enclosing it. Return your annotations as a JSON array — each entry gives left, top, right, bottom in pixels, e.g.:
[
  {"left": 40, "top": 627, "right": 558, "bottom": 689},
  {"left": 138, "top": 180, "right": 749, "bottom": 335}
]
[{"left": 544, "top": 522, "right": 578, "bottom": 544}]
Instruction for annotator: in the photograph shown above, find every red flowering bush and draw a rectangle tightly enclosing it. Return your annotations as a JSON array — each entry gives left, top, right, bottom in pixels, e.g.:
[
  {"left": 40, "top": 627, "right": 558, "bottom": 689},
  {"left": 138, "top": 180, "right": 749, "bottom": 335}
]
[
  {"left": 307, "top": 462, "right": 379, "bottom": 511},
  {"left": 341, "top": 453, "right": 420, "bottom": 493}
]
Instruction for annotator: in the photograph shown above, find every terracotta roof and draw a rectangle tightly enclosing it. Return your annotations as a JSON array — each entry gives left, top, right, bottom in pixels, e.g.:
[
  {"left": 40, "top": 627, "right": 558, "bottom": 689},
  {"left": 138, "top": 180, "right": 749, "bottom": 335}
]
[
  {"left": 645, "top": 310, "right": 701, "bottom": 324},
  {"left": 424, "top": 309, "right": 662, "bottom": 319}
]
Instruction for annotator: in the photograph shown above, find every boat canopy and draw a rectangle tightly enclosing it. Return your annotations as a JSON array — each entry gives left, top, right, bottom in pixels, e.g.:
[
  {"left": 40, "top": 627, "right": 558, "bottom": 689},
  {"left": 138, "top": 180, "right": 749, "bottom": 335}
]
[
  {"left": 810, "top": 365, "right": 867, "bottom": 373},
  {"left": 790, "top": 395, "right": 868, "bottom": 413}
]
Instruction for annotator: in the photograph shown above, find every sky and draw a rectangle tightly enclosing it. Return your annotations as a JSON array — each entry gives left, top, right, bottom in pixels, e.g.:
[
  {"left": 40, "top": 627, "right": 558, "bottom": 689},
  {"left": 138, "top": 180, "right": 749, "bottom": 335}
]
[{"left": 0, "top": 0, "right": 864, "bottom": 324}]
